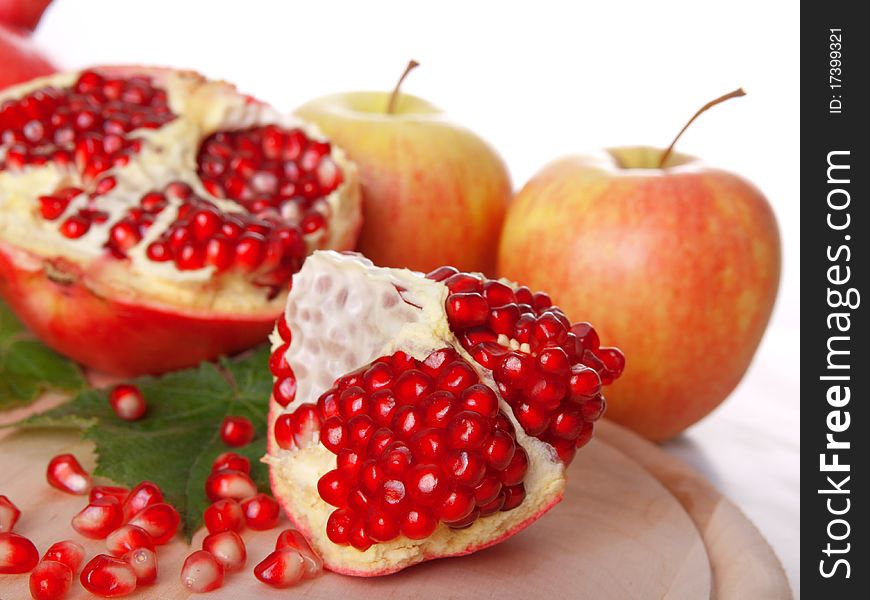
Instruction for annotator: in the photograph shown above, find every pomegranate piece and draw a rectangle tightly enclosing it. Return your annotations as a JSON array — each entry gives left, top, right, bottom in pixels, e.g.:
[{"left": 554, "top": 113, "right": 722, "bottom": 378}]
[
  {"left": 0, "top": 68, "right": 362, "bottom": 376},
  {"left": 241, "top": 493, "right": 280, "bottom": 530},
  {"left": 205, "top": 469, "right": 257, "bottom": 501},
  {"left": 253, "top": 548, "right": 306, "bottom": 589},
  {"left": 127, "top": 503, "right": 179, "bottom": 545},
  {"left": 105, "top": 524, "right": 154, "bottom": 556},
  {"left": 203, "top": 498, "right": 244, "bottom": 534},
  {"left": 0, "top": 531, "right": 39, "bottom": 573},
  {"left": 80, "top": 554, "right": 137, "bottom": 597},
  {"left": 180, "top": 550, "right": 224, "bottom": 593},
  {"left": 220, "top": 415, "right": 255, "bottom": 447},
  {"left": 46, "top": 454, "right": 91, "bottom": 495},
  {"left": 108, "top": 384, "right": 146, "bottom": 421},
  {"left": 121, "top": 481, "right": 163, "bottom": 521},
  {"left": 29, "top": 560, "right": 73, "bottom": 600},
  {"left": 267, "top": 251, "right": 621, "bottom": 575},
  {"left": 71, "top": 497, "right": 123, "bottom": 540},
  {"left": 202, "top": 530, "right": 246, "bottom": 572},
  {"left": 42, "top": 540, "right": 85, "bottom": 573},
  {"left": 122, "top": 547, "right": 157, "bottom": 586},
  {"left": 90, "top": 486, "right": 129, "bottom": 505},
  {"left": 211, "top": 451, "right": 251, "bottom": 474},
  {"left": 0, "top": 494, "right": 20, "bottom": 532}
]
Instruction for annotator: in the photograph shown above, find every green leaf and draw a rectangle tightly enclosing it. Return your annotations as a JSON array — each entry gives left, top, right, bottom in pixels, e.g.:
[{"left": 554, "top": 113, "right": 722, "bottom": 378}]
[
  {"left": 17, "top": 346, "right": 273, "bottom": 538},
  {"left": 0, "top": 301, "right": 86, "bottom": 410}
]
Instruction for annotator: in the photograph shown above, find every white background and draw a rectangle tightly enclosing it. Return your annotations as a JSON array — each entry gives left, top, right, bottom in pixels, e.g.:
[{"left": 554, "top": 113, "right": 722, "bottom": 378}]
[{"left": 35, "top": 0, "right": 801, "bottom": 594}]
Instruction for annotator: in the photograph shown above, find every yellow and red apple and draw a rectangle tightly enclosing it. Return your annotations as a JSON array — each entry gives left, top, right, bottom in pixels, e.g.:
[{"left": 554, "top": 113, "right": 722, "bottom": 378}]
[
  {"left": 295, "top": 65, "right": 511, "bottom": 275},
  {"left": 498, "top": 146, "right": 781, "bottom": 441}
]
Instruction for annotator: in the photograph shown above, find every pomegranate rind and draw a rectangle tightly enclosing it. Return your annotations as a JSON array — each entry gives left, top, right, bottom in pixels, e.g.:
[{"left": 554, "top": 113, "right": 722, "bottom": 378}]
[
  {"left": 266, "top": 252, "right": 566, "bottom": 576},
  {"left": 0, "top": 68, "right": 362, "bottom": 374}
]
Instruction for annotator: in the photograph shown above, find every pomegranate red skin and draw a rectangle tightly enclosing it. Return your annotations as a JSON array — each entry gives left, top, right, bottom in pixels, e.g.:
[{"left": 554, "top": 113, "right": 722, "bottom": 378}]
[
  {"left": 267, "top": 399, "right": 564, "bottom": 577},
  {"left": 0, "top": 242, "right": 277, "bottom": 375},
  {"left": 0, "top": 25, "right": 54, "bottom": 90}
]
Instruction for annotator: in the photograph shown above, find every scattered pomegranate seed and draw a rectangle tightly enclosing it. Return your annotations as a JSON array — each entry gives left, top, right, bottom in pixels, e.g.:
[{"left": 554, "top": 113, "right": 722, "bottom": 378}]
[
  {"left": 220, "top": 415, "right": 255, "bottom": 447},
  {"left": 0, "top": 495, "right": 21, "bottom": 533},
  {"left": 0, "top": 531, "right": 39, "bottom": 574},
  {"left": 29, "top": 560, "right": 72, "bottom": 600},
  {"left": 211, "top": 451, "right": 251, "bottom": 474},
  {"left": 274, "top": 529, "right": 323, "bottom": 576},
  {"left": 121, "top": 481, "right": 163, "bottom": 521},
  {"left": 240, "top": 493, "right": 280, "bottom": 530},
  {"left": 202, "top": 530, "right": 246, "bottom": 572},
  {"left": 122, "top": 547, "right": 157, "bottom": 586},
  {"left": 180, "top": 550, "right": 224, "bottom": 593},
  {"left": 89, "top": 486, "right": 129, "bottom": 505},
  {"left": 205, "top": 469, "right": 257, "bottom": 501},
  {"left": 80, "top": 554, "right": 137, "bottom": 597},
  {"left": 41, "top": 540, "right": 85, "bottom": 573},
  {"left": 71, "top": 497, "right": 123, "bottom": 540},
  {"left": 253, "top": 548, "right": 306, "bottom": 588},
  {"left": 108, "top": 384, "right": 147, "bottom": 421},
  {"left": 127, "top": 503, "right": 180, "bottom": 545},
  {"left": 105, "top": 524, "right": 155, "bottom": 556},
  {"left": 203, "top": 499, "right": 244, "bottom": 534},
  {"left": 46, "top": 454, "right": 92, "bottom": 495}
]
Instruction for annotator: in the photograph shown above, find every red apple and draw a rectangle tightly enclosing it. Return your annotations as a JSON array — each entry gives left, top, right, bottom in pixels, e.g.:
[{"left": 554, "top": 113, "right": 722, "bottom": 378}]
[
  {"left": 295, "top": 62, "right": 511, "bottom": 275},
  {"left": 498, "top": 136, "right": 780, "bottom": 441}
]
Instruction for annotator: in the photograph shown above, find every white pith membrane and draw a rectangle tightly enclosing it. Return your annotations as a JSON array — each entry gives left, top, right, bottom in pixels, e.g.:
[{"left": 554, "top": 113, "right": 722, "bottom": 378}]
[
  {"left": 266, "top": 251, "right": 566, "bottom": 575},
  {"left": 0, "top": 69, "right": 361, "bottom": 315}
]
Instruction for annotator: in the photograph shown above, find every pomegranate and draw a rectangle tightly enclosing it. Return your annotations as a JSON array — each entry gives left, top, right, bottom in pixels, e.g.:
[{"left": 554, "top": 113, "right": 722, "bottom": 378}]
[
  {"left": 0, "top": 0, "right": 54, "bottom": 91},
  {"left": 0, "top": 67, "right": 361, "bottom": 375},
  {"left": 266, "top": 251, "right": 623, "bottom": 575}
]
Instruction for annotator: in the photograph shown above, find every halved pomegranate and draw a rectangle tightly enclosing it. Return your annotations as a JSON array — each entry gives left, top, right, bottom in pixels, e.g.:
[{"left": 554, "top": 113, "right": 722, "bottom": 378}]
[
  {"left": 0, "top": 67, "right": 361, "bottom": 374},
  {"left": 266, "top": 251, "right": 623, "bottom": 575}
]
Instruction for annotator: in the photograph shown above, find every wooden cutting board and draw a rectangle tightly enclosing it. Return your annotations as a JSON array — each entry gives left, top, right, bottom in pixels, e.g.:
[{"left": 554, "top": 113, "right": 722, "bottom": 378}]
[{"left": 0, "top": 400, "right": 789, "bottom": 599}]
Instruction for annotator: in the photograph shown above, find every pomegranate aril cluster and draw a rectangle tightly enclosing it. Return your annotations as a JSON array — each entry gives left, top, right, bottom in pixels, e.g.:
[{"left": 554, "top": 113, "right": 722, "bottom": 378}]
[
  {"left": 273, "top": 346, "right": 529, "bottom": 551},
  {"left": 0, "top": 69, "right": 172, "bottom": 177},
  {"left": 198, "top": 125, "right": 343, "bottom": 222},
  {"left": 427, "top": 267, "right": 625, "bottom": 464}
]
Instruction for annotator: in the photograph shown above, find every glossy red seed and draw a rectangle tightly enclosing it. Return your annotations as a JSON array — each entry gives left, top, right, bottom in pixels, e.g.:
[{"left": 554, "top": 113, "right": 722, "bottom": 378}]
[
  {"left": 180, "top": 550, "right": 224, "bottom": 593},
  {"left": 325, "top": 508, "right": 354, "bottom": 545},
  {"left": 127, "top": 503, "right": 180, "bottom": 545},
  {"left": 79, "top": 554, "right": 137, "bottom": 597},
  {"left": 317, "top": 470, "right": 350, "bottom": 507},
  {"left": 105, "top": 524, "right": 154, "bottom": 556},
  {"left": 365, "top": 508, "right": 400, "bottom": 542},
  {"left": 442, "top": 272, "right": 483, "bottom": 293},
  {"left": 437, "top": 488, "right": 476, "bottom": 524},
  {"left": 500, "top": 446, "right": 529, "bottom": 487},
  {"left": 211, "top": 451, "right": 251, "bottom": 474},
  {"left": 241, "top": 494, "right": 280, "bottom": 530},
  {"left": 446, "top": 411, "right": 489, "bottom": 450},
  {"left": 459, "top": 384, "right": 499, "bottom": 418},
  {"left": 41, "top": 540, "right": 85, "bottom": 573},
  {"left": 273, "top": 413, "right": 296, "bottom": 450},
  {"left": 202, "top": 530, "right": 246, "bottom": 572},
  {"left": 71, "top": 497, "right": 123, "bottom": 539},
  {"left": 484, "top": 429, "right": 516, "bottom": 471},
  {"left": 89, "top": 486, "right": 129, "bottom": 505},
  {"left": 29, "top": 559, "right": 72, "bottom": 600},
  {"left": 123, "top": 547, "right": 157, "bottom": 586},
  {"left": 220, "top": 416, "right": 255, "bottom": 447},
  {"left": 254, "top": 548, "right": 306, "bottom": 588},
  {"left": 0, "top": 532, "right": 39, "bottom": 574},
  {"left": 273, "top": 376, "right": 298, "bottom": 407},
  {"left": 204, "top": 499, "right": 244, "bottom": 534},
  {"left": 0, "top": 495, "right": 21, "bottom": 533},
  {"left": 121, "top": 482, "right": 163, "bottom": 521},
  {"left": 108, "top": 384, "right": 146, "bottom": 421},
  {"left": 46, "top": 454, "right": 91, "bottom": 495},
  {"left": 446, "top": 293, "right": 489, "bottom": 328},
  {"left": 501, "top": 483, "right": 527, "bottom": 511},
  {"left": 205, "top": 470, "right": 257, "bottom": 501}
]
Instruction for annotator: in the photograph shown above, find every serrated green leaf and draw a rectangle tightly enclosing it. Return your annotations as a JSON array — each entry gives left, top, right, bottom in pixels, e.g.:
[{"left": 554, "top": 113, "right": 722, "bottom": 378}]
[
  {"left": 0, "top": 301, "right": 86, "bottom": 410},
  {"left": 17, "top": 346, "right": 273, "bottom": 538}
]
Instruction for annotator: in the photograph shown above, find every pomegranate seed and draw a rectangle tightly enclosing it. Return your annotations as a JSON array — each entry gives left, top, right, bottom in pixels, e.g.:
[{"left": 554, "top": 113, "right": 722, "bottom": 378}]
[
  {"left": 274, "top": 529, "right": 323, "bottom": 576},
  {"left": 204, "top": 236, "right": 234, "bottom": 271},
  {"left": 175, "top": 242, "right": 205, "bottom": 270},
  {"left": 426, "top": 266, "right": 459, "bottom": 282},
  {"left": 123, "top": 547, "right": 157, "bottom": 586},
  {"left": 29, "top": 560, "right": 72, "bottom": 600},
  {"left": 220, "top": 415, "right": 255, "bottom": 447},
  {"left": 59, "top": 215, "right": 90, "bottom": 238},
  {"left": 500, "top": 446, "right": 529, "bottom": 487},
  {"left": 127, "top": 503, "right": 179, "bottom": 545},
  {"left": 273, "top": 376, "right": 298, "bottom": 407},
  {"left": 71, "top": 497, "right": 123, "bottom": 539},
  {"left": 205, "top": 469, "right": 257, "bottom": 501},
  {"left": 211, "top": 451, "right": 251, "bottom": 474},
  {"left": 108, "top": 384, "right": 146, "bottom": 421},
  {"left": 105, "top": 524, "right": 154, "bottom": 556},
  {"left": 240, "top": 493, "right": 280, "bottom": 530},
  {"left": 202, "top": 530, "right": 246, "bottom": 572},
  {"left": 317, "top": 470, "right": 351, "bottom": 507},
  {"left": 121, "top": 482, "right": 163, "bottom": 520},
  {"left": 80, "top": 554, "right": 137, "bottom": 597},
  {"left": 254, "top": 548, "right": 306, "bottom": 588},
  {"left": 0, "top": 495, "right": 20, "bottom": 533},
  {"left": 460, "top": 384, "right": 499, "bottom": 419},
  {"left": 90, "top": 486, "right": 129, "bottom": 505},
  {"left": 0, "top": 532, "right": 39, "bottom": 573},
  {"left": 42, "top": 540, "right": 85, "bottom": 573},
  {"left": 145, "top": 240, "right": 172, "bottom": 262},
  {"left": 180, "top": 550, "right": 224, "bottom": 593},
  {"left": 234, "top": 232, "right": 266, "bottom": 270},
  {"left": 273, "top": 413, "right": 296, "bottom": 450},
  {"left": 46, "top": 454, "right": 91, "bottom": 495},
  {"left": 443, "top": 272, "right": 483, "bottom": 293},
  {"left": 38, "top": 195, "right": 70, "bottom": 220},
  {"left": 203, "top": 499, "right": 244, "bottom": 534},
  {"left": 401, "top": 509, "right": 438, "bottom": 540}
]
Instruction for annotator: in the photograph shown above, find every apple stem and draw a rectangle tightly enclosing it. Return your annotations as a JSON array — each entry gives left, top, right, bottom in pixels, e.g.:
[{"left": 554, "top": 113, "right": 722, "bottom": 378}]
[
  {"left": 386, "top": 60, "right": 420, "bottom": 114},
  {"left": 658, "top": 87, "right": 746, "bottom": 169}
]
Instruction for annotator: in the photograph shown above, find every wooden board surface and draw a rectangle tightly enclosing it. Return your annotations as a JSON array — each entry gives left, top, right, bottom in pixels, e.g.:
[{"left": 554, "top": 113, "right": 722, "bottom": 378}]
[{"left": 0, "top": 403, "right": 789, "bottom": 599}]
